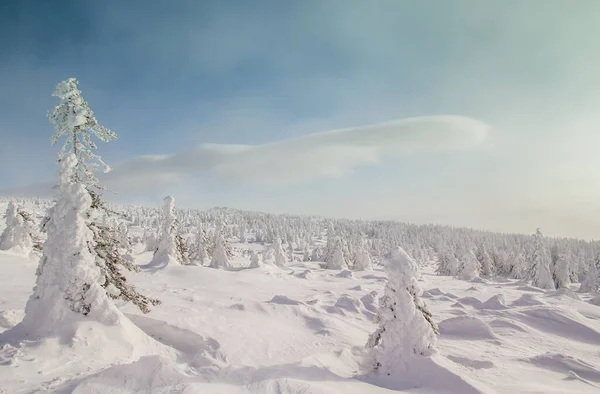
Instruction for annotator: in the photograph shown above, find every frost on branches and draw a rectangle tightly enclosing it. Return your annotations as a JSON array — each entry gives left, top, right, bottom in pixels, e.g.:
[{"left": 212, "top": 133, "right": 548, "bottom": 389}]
[
  {"left": 366, "top": 247, "right": 438, "bottom": 377},
  {"left": 580, "top": 255, "right": 600, "bottom": 293},
  {"left": 88, "top": 192, "right": 160, "bottom": 313},
  {"left": 48, "top": 78, "right": 116, "bottom": 188},
  {"left": 150, "top": 196, "right": 189, "bottom": 267},
  {"left": 0, "top": 201, "right": 41, "bottom": 256}
]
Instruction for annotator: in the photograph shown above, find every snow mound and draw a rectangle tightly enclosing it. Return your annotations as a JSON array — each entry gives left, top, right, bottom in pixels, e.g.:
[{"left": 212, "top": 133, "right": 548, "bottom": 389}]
[
  {"left": 444, "top": 292, "right": 459, "bottom": 299},
  {"left": 470, "top": 277, "right": 488, "bottom": 284},
  {"left": 0, "top": 310, "right": 24, "bottom": 330},
  {"left": 447, "top": 355, "right": 495, "bottom": 369},
  {"left": 269, "top": 295, "right": 303, "bottom": 306},
  {"left": 488, "top": 318, "right": 530, "bottom": 335},
  {"left": 516, "top": 285, "right": 546, "bottom": 293},
  {"left": 360, "top": 291, "right": 379, "bottom": 313},
  {"left": 335, "top": 270, "right": 354, "bottom": 279},
  {"left": 457, "top": 296, "right": 483, "bottom": 308},
  {"left": 126, "top": 314, "right": 226, "bottom": 369},
  {"left": 478, "top": 294, "right": 507, "bottom": 310},
  {"left": 438, "top": 316, "right": 497, "bottom": 340},
  {"left": 548, "top": 288, "right": 581, "bottom": 301},
  {"left": 527, "top": 353, "right": 600, "bottom": 382},
  {"left": 54, "top": 356, "right": 194, "bottom": 394},
  {"left": 294, "top": 269, "right": 313, "bottom": 279},
  {"left": 423, "top": 288, "right": 444, "bottom": 298},
  {"left": 334, "top": 295, "right": 362, "bottom": 313},
  {"left": 518, "top": 307, "right": 600, "bottom": 345},
  {"left": 451, "top": 302, "right": 466, "bottom": 309},
  {"left": 512, "top": 294, "right": 545, "bottom": 306}
]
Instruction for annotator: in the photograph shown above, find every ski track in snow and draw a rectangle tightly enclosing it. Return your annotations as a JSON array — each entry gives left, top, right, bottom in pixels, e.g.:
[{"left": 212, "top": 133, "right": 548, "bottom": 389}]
[{"left": 1, "top": 227, "right": 600, "bottom": 392}]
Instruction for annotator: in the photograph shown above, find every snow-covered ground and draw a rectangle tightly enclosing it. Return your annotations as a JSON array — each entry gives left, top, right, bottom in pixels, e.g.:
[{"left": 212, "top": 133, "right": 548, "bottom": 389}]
[{"left": 1, "top": 242, "right": 600, "bottom": 393}]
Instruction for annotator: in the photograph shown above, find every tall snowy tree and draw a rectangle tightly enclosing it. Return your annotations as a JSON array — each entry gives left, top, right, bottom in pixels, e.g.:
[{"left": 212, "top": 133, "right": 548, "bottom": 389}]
[
  {"left": 209, "top": 228, "right": 234, "bottom": 270},
  {"left": 352, "top": 239, "right": 373, "bottom": 271},
  {"left": 325, "top": 237, "right": 348, "bottom": 270},
  {"left": 366, "top": 247, "right": 438, "bottom": 377},
  {"left": 151, "top": 196, "right": 189, "bottom": 266},
  {"left": 529, "top": 229, "right": 555, "bottom": 290},
  {"left": 551, "top": 246, "right": 571, "bottom": 289},
  {"left": 475, "top": 244, "right": 494, "bottom": 276},
  {"left": 580, "top": 254, "right": 600, "bottom": 293},
  {"left": 456, "top": 247, "right": 481, "bottom": 280}
]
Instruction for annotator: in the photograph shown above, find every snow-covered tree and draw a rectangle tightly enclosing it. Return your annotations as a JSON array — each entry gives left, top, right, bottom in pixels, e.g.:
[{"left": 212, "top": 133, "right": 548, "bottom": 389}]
[
  {"left": 580, "top": 255, "right": 600, "bottom": 293},
  {"left": 366, "top": 247, "right": 438, "bottom": 377},
  {"left": 475, "top": 244, "right": 494, "bottom": 276},
  {"left": 352, "top": 240, "right": 373, "bottom": 271},
  {"left": 190, "top": 226, "right": 209, "bottom": 265},
  {"left": 209, "top": 228, "right": 234, "bottom": 270},
  {"left": 435, "top": 251, "right": 459, "bottom": 276},
  {"left": 551, "top": 247, "right": 571, "bottom": 289},
  {"left": 0, "top": 201, "right": 40, "bottom": 255},
  {"left": 267, "top": 238, "right": 287, "bottom": 267},
  {"left": 529, "top": 229, "right": 555, "bottom": 290},
  {"left": 151, "top": 196, "right": 189, "bottom": 266},
  {"left": 456, "top": 248, "right": 481, "bottom": 280},
  {"left": 325, "top": 237, "right": 348, "bottom": 270}
]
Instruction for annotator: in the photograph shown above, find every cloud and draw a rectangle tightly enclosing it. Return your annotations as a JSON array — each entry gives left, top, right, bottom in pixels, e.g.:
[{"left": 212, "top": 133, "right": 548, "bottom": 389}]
[{"left": 102, "top": 115, "right": 489, "bottom": 188}]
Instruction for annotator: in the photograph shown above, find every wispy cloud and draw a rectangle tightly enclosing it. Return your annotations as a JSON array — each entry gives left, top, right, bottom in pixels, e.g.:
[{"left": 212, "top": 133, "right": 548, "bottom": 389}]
[{"left": 102, "top": 115, "right": 489, "bottom": 188}]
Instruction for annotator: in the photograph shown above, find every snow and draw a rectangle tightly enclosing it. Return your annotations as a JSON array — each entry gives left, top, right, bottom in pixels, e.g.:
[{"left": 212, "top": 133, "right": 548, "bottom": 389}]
[{"left": 1, "top": 203, "right": 600, "bottom": 393}]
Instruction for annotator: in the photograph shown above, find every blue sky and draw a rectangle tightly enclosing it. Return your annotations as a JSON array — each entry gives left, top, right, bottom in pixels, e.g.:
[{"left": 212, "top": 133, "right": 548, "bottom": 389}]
[{"left": 1, "top": 0, "right": 600, "bottom": 239}]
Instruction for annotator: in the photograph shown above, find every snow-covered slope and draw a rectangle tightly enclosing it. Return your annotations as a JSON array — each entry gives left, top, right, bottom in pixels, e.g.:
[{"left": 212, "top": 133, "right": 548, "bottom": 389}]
[{"left": 1, "top": 246, "right": 600, "bottom": 393}]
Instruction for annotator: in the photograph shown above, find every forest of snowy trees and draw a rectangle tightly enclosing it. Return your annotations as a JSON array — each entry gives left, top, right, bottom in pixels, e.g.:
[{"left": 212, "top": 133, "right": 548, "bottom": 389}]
[{"left": 1, "top": 78, "right": 600, "bottom": 388}]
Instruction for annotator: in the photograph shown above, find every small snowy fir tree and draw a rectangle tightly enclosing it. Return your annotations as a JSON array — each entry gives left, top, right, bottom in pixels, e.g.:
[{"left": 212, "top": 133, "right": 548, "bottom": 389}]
[
  {"left": 151, "top": 196, "right": 189, "bottom": 266},
  {"left": 352, "top": 240, "right": 373, "bottom": 271},
  {"left": 0, "top": 201, "right": 40, "bottom": 255},
  {"left": 580, "top": 255, "right": 600, "bottom": 293},
  {"left": 190, "top": 226, "right": 209, "bottom": 265},
  {"left": 529, "top": 229, "right": 555, "bottom": 290},
  {"left": 456, "top": 248, "right": 481, "bottom": 280},
  {"left": 325, "top": 237, "right": 348, "bottom": 270},
  {"left": 366, "top": 247, "right": 438, "bottom": 377},
  {"left": 209, "top": 228, "right": 234, "bottom": 270},
  {"left": 551, "top": 247, "right": 571, "bottom": 289},
  {"left": 475, "top": 244, "right": 494, "bottom": 276},
  {"left": 270, "top": 238, "right": 288, "bottom": 267}
]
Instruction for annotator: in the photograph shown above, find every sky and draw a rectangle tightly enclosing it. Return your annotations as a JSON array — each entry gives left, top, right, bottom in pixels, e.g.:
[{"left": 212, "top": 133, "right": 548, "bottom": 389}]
[{"left": 1, "top": 0, "right": 600, "bottom": 240}]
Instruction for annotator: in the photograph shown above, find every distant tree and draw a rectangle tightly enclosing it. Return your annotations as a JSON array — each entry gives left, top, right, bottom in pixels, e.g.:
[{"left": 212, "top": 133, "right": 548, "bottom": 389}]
[
  {"left": 456, "top": 247, "right": 481, "bottom": 280},
  {"left": 0, "top": 201, "right": 41, "bottom": 255},
  {"left": 551, "top": 246, "right": 571, "bottom": 289},
  {"left": 529, "top": 229, "right": 555, "bottom": 290},
  {"left": 580, "top": 254, "right": 600, "bottom": 293},
  {"left": 151, "top": 196, "right": 189, "bottom": 266},
  {"left": 209, "top": 228, "right": 234, "bottom": 270},
  {"left": 325, "top": 237, "right": 348, "bottom": 270}
]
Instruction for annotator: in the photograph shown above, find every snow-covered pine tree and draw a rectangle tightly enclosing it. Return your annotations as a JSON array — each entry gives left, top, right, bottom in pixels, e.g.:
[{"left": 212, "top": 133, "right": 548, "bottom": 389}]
[
  {"left": 151, "top": 196, "right": 189, "bottom": 266},
  {"left": 209, "top": 228, "right": 234, "bottom": 270},
  {"left": 551, "top": 246, "right": 571, "bottom": 289},
  {"left": 529, "top": 229, "right": 555, "bottom": 290},
  {"left": 271, "top": 237, "right": 288, "bottom": 267},
  {"left": 0, "top": 201, "right": 41, "bottom": 255},
  {"left": 190, "top": 225, "right": 209, "bottom": 265},
  {"left": 352, "top": 239, "right": 373, "bottom": 271},
  {"left": 325, "top": 237, "right": 348, "bottom": 270},
  {"left": 475, "top": 244, "right": 494, "bottom": 276},
  {"left": 456, "top": 247, "right": 481, "bottom": 280},
  {"left": 580, "top": 254, "right": 600, "bottom": 293},
  {"left": 366, "top": 247, "right": 438, "bottom": 377}
]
